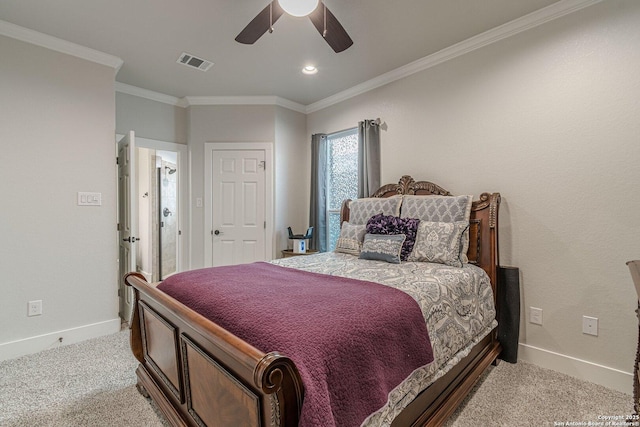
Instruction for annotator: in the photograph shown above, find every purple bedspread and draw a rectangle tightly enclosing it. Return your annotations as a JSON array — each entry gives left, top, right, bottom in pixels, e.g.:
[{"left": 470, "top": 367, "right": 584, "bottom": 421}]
[{"left": 158, "top": 262, "right": 433, "bottom": 427}]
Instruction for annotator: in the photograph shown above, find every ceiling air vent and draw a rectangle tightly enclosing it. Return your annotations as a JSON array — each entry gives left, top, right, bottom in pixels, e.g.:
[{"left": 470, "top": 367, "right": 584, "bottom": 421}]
[{"left": 177, "top": 52, "right": 214, "bottom": 72}]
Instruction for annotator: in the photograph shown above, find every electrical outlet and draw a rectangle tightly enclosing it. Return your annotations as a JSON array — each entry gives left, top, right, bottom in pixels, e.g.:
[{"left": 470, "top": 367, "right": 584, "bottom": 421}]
[
  {"left": 530, "top": 307, "right": 543, "bottom": 325},
  {"left": 583, "top": 316, "right": 598, "bottom": 336},
  {"left": 28, "top": 300, "right": 42, "bottom": 317}
]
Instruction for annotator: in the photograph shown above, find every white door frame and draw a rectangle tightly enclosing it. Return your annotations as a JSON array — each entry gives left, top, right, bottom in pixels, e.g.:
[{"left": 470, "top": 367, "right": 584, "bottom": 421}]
[
  {"left": 204, "top": 142, "right": 274, "bottom": 267},
  {"left": 116, "top": 135, "right": 190, "bottom": 273}
]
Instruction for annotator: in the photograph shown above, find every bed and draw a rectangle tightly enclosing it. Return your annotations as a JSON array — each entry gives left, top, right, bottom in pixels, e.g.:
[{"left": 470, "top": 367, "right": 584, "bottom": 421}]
[{"left": 124, "top": 175, "right": 505, "bottom": 427}]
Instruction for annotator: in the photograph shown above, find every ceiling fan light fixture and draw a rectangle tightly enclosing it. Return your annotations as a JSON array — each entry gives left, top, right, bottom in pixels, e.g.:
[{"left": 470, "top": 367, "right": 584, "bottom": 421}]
[
  {"left": 278, "top": 0, "right": 319, "bottom": 17},
  {"left": 236, "top": 1, "right": 352, "bottom": 53},
  {"left": 302, "top": 65, "right": 318, "bottom": 75}
]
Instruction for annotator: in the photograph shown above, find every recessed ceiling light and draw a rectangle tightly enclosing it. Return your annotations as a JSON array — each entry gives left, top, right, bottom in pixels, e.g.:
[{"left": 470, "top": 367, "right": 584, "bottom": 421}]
[{"left": 302, "top": 65, "right": 318, "bottom": 75}]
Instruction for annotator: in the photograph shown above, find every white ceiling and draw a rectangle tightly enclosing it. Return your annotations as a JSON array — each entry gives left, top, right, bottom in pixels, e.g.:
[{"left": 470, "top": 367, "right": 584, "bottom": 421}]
[{"left": 0, "top": 0, "right": 564, "bottom": 106}]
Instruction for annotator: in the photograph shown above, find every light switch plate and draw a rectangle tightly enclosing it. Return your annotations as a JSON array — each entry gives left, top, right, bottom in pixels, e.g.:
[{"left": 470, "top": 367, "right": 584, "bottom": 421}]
[{"left": 78, "top": 192, "right": 102, "bottom": 206}]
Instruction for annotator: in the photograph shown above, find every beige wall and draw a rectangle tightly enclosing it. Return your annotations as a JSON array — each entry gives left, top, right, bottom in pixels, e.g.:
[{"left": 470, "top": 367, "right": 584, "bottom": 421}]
[
  {"left": 188, "top": 104, "right": 307, "bottom": 268},
  {"left": 307, "top": 0, "right": 640, "bottom": 391},
  {"left": 0, "top": 36, "right": 119, "bottom": 358},
  {"left": 275, "top": 106, "right": 310, "bottom": 252},
  {"left": 116, "top": 92, "right": 187, "bottom": 144}
]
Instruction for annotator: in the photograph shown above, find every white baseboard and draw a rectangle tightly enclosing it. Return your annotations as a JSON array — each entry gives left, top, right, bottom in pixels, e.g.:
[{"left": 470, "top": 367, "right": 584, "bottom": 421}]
[
  {"left": 0, "top": 318, "right": 122, "bottom": 362},
  {"left": 518, "top": 343, "right": 633, "bottom": 395}
]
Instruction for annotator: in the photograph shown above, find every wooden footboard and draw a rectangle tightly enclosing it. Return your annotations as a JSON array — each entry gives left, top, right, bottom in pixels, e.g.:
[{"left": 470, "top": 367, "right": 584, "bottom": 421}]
[{"left": 125, "top": 272, "right": 304, "bottom": 427}]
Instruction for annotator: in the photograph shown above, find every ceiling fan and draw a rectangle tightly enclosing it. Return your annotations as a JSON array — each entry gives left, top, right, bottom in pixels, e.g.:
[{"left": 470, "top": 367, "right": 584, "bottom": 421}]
[{"left": 235, "top": 0, "right": 353, "bottom": 53}]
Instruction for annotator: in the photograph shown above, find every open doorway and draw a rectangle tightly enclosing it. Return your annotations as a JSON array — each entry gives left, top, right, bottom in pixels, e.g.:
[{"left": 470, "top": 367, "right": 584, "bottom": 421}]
[
  {"left": 116, "top": 133, "right": 188, "bottom": 323},
  {"left": 137, "top": 148, "right": 179, "bottom": 281}
]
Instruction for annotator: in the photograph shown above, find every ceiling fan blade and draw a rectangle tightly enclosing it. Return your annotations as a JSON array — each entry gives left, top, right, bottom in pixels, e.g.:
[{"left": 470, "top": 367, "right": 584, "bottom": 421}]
[
  {"left": 235, "top": 1, "right": 284, "bottom": 45},
  {"left": 308, "top": 3, "right": 353, "bottom": 53}
]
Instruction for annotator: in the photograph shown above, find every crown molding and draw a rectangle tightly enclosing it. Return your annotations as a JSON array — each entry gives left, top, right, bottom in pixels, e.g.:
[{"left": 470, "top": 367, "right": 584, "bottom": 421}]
[
  {"left": 274, "top": 97, "right": 308, "bottom": 114},
  {"left": 184, "top": 96, "right": 307, "bottom": 114},
  {"left": 185, "top": 95, "right": 276, "bottom": 106},
  {"left": 0, "top": 19, "right": 123, "bottom": 72},
  {"left": 115, "top": 86, "right": 307, "bottom": 113},
  {"left": 305, "top": 0, "right": 603, "bottom": 114},
  {"left": 115, "top": 82, "right": 186, "bottom": 107}
]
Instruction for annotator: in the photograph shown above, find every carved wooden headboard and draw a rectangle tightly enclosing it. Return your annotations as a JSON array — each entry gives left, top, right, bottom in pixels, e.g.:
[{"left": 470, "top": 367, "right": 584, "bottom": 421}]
[{"left": 340, "top": 175, "right": 501, "bottom": 287}]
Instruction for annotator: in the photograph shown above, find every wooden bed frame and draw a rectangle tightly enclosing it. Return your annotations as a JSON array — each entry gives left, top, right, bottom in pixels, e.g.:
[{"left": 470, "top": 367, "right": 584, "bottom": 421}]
[{"left": 124, "top": 175, "right": 503, "bottom": 427}]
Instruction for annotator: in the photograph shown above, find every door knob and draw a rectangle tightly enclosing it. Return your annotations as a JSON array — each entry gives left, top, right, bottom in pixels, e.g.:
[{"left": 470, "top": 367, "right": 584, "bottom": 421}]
[
  {"left": 122, "top": 237, "right": 140, "bottom": 242},
  {"left": 214, "top": 230, "right": 222, "bottom": 236}
]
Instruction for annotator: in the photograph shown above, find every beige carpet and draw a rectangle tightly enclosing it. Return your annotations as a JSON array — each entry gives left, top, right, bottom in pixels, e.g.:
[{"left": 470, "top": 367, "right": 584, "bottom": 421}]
[
  {"left": 445, "top": 361, "right": 633, "bottom": 427},
  {"left": 0, "top": 330, "right": 633, "bottom": 426},
  {"left": 0, "top": 330, "right": 168, "bottom": 427}
]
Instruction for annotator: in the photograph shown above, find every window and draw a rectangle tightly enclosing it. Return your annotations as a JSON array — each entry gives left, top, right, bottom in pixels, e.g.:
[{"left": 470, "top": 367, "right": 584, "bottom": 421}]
[
  {"left": 310, "top": 121, "right": 379, "bottom": 253},
  {"left": 325, "top": 128, "right": 359, "bottom": 251}
]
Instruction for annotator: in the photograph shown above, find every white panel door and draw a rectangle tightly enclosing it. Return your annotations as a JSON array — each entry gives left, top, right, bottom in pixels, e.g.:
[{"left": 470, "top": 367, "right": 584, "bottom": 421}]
[
  {"left": 117, "top": 131, "right": 137, "bottom": 323},
  {"left": 211, "top": 149, "right": 266, "bottom": 266}
]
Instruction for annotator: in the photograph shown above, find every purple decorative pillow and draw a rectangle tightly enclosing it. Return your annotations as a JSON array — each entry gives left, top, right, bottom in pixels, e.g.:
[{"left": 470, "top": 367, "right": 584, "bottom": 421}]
[{"left": 366, "top": 213, "right": 420, "bottom": 261}]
